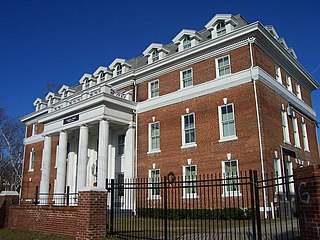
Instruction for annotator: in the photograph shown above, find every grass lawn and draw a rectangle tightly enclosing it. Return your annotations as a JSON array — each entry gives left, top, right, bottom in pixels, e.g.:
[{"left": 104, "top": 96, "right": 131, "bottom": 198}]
[{"left": 0, "top": 229, "right": 75, "bottom": 240}]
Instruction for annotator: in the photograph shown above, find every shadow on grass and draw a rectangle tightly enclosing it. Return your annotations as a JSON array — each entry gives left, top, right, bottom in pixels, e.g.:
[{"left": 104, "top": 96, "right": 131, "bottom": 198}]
[{"left": 0, "top": 229, "right": 74, "bottom": 240}]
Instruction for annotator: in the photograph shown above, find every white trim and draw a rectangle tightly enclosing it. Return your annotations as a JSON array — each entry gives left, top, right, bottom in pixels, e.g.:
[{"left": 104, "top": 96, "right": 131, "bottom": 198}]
[
  {"left": 221, "top": 159, "right": 241, "bottom": 197},
  {"left": 180, "top": 68, "right": 193, "bottom": 89},
  {"left": 183, "top": 164, "right": 197, "bottom": 199},
  {"left": 281, "top": 107, "right": 290, "bottom": 144},
  {"left": 148, "top": 168, "right": 161, "bottom": 200},
  {"left": 148, "top": 79, "right": 160, "bottom": 99},
  {"left": 301, "top": 120, "right": 310, "bottom": 152},
  {"left": 28, "top": 148, "right": 35, "bottom": 172},
  {"left": 292, "top": 114, "right": 301, "bottom": 148},
  {"left": 218, "top": 103, "right": 237, "bottom": 141},
  {"left": 148, "top": 121, "right": 160, "bottom": 153},
  {"left": 215, "top": 55, "right": 231, "bottom": 78},
  {"left": 181, "top": 113, "right": 196, "bottom": 148},
  {"left": 24, "top": 134, "right": 44, "bottom": 145}
]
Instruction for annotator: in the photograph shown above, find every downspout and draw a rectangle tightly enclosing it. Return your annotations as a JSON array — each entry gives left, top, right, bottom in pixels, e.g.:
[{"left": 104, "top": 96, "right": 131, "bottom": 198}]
[
  {"left": 249, "top": 37, "right": 267, "bottom": 218},
  {"left": 133, "top": 79, "right": 138, "bottom": 179}
]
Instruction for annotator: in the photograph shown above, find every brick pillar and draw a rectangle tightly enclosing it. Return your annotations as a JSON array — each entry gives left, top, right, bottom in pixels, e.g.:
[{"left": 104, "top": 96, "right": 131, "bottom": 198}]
[
  {"left": 0, "top": 191, "right": 19, "bottom": 228},
  {"left": 294, "top": 164, "right": 320, "bottom": 240},
  {"left": 76, "top": 187, "right": 107, "bottom": 240}
]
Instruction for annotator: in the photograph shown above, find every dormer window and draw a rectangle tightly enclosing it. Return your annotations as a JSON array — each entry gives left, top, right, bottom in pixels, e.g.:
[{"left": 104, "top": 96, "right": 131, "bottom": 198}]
[
  {"left": 100, "top": 72, "right": 105, "bottom": 81},
  {"left": 63, "top": 91, "right": 68, "bottom": 98},
  {"left": 58, "top": 85, "right": 75, "bottom": 99},
  {"left": 85, "top": 79, "right": 90, "bottom": 89},
  {"left": 183, "top": 36, "right": 192, "bottom": 50},
  {"left": 152, "top": 50, "right": 159, "bottom": 62},
  {"left": 116, "top": 65, "right": 122, "bottom": 76},
  {"left": 33, "top": 98, "right": 47, "bottom": 111},
  {"left": 216, "top": 21, "right": 226, "bottom": 36}
]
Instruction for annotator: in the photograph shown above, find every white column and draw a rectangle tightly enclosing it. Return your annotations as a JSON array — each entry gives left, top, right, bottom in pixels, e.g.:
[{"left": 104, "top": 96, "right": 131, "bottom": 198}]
[
  {"left": 77, "top": 125, "right": 89, "bottom": 191},
  {"left": 97, "top": 119, "right": 109, "bottom": 188},
  {"left": 55, "top": 131, "right": 68, "bottom": 195},
  {"left": 125, "top": 122, "right": 135, "bottom": 179},
  {"left": 39, "top": 135, "right": 52, "bottom": 203}
]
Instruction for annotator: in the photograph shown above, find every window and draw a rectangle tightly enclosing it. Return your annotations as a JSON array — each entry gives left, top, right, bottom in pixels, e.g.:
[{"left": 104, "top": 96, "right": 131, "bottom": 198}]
[
  {"left": 295, "top": 84, "right": 302, "bottom": 100},
  {"left": 273, "top": 158, "right": 283, "bottom": 193},
  {"left": 183, "top": 36, "right": 191, "bottom": 50},
  {"left": 292, "top": 115, "right": 301, "bottom": 148},
  {"left": 216, "top": 55, "right": 231, "bottom": 77},
  {"left": 85, "top": 79, "right": 90, "bottom": 89},
  {"left": 32, "top": 124, "right": 38, "bottom": 136},
  {"left": 152, "top": 50, "right": 159, "bottom": 62},
  {"left": 149, "top": 80, "right": 159, "bottom": 99},
  {"left": 182, "top": 113, "right": 196, "bottom": 146},
  {"left": 148, "top": 169, "right": 160, "bottom": 199},
  {"left": 301, "top": 120, "right": 309, "bottom": 151},
  {"left": 116, "top": 64, "right": 122, "bottom": 76},
  {"left": 180, "top": 68, "right": 193, "bottom": 88},
  {"left": 219, "top": 104, "right": 237, "bottom": 141},
  {"left": 222, "top": 160, "right": 240, "bottom": 196},
  {"left": 286, "top": 159, "right": 294, "bottom": 193},
  {"left": 29, "top": 148, "right": 35, "bottom": 171},
  {"left": 100, "top": 72, "right": 105, "bottom": 81},
  {"left": 217, "top": 21, "right": 226, "bottom": 36},
  {"left": 286, "top": 75, "right": 293, "bottom": 92},
  {"left": 116, "top": 173, "right": 124, "bottom": 197},
  {"left": 183, "top": 165, "right": 197, "bottom": 198},
  {"left": 118, "top": 135, "right": 125, "bottom": 155},
  {"left": 275, "top": 65, "right": 282, "bottom": 84},
  {"left": 149, "top": 121, "right": 160, "bottom": 152},
  {"left": 63, "top": 90, "right": 68, "bottom": 98},
  {"left": 281, "top": 108, "right": 290, "bottom": 144}
]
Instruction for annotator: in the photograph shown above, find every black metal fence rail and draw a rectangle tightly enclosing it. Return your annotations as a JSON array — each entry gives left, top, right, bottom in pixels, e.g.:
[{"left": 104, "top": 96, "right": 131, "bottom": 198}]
[{"left": 106, "top": 170, "right": 300, "bottom": 240}]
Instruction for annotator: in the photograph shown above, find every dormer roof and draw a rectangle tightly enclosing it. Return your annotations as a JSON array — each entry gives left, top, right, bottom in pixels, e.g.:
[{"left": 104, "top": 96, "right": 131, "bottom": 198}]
[
  {"left": 205, "top": 14, "right": 238, "bottom": 30},
  {"left": 278, "top": 38, "right": 288, "bottom": 50},
  {"left": 79, "top": 73, "right": 94, "bottom": 84},
  {"left": 109, "top": 58, "right": 131, "bottom": 70},
  {"left": 45, "top": 92, "right": 60, "bottom": 101},
  {"left": 172, "top": 29, "right": 202, "bottom": 44},
  {"left": 143, "top": 43, "right": 170, "bottom": 56},
  {"left": 93, "top": 66, "right": 112, "bottom": 77},
  {"left": 58, "top": 85, "right": 75, "bottom": 95},
  {"left": 265, "top": 25, "right": 279, "bottom": 39},
  {"left": 33, "top": 98, "right": 46, "bottom": 106}
]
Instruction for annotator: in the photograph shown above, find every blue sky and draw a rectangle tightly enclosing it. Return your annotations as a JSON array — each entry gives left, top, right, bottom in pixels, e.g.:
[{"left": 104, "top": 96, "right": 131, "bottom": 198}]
[{"left": 1, "top": 1, "right": 319, "bottom": 132}]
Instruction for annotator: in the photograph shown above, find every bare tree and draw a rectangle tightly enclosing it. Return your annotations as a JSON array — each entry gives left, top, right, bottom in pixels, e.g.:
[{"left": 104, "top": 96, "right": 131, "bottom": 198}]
[{"left": 0, "top": 107, "right": 24, "bottom": 192}]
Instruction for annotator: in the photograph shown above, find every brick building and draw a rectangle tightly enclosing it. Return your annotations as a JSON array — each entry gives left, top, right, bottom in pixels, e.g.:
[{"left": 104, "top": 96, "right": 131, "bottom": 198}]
[{"left": 20, "top": 14, "right": 319, "bottom": 203}]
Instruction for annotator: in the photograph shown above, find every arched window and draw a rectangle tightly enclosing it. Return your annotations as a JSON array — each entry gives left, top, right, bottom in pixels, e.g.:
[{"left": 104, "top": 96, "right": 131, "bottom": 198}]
[
  {"left": 183, "top": 36, "right": 192, "bottom": 50},
  {"left": 116, "top": 64, "right": 122, "bottom": 76},
  {"left": 217, "top": 21, "right": 226, "bottom": 36},
  {"left": 152, "top": 49, "right": 159, "bottom": 62}
]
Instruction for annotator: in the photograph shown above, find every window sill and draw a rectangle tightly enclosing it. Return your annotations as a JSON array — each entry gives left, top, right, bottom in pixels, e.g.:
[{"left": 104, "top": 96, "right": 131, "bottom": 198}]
[
  {"left": 28, "top": 169, "right": 34, "bottom": 173},
  {"left": 148, "top": 95, "right": 159, "bottom": 100},
  {"left": 147, "top": 149, "right": 161, "bottom": 155},
  {"left": 222, "top": 192, "right": 242, "bottom": 197},
  {"left": 219, "top": 136, "right": 238, "bottom": 143},
  {"left": 181, "top": 143, "right": 197, "bottom": 149},
  {"left": 216, "top": 73, "right": 231, "bottom": 79},
  {"left": 283, "top": 140, "right": 291, "bottom": 145},
  {"left": 147, "top": 196, "right": 161, "bottom": 200},
  {"left": 304, "top": 149, "right": 310, "bottom": 153},
  {"left": 295, "top": 145, "right": 301, "bottom": 149},
  {"left": 182, "top": 195, "right": 198, "bottom": 199}
]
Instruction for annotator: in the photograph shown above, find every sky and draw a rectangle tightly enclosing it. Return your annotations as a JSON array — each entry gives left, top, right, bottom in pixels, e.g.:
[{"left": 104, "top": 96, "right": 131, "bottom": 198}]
[{"left": 0, "top": 0, "right": 319, "bottom": 134}]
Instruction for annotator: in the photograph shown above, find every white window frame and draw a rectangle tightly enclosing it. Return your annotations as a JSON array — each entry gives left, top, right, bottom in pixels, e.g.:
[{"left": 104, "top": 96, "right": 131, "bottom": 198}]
[
  {"left": 180, "top": 68, "right": 193, "bottom": 89},
  {"left": 183, "top": 36, "right": 192, "bottom": 50},
  {"left": 152, "top": 49, "right": 159, "bottom": 62},
  {"left": 32, "top": 124, "right": 38, "bottom": 136},
  {"left": 216, "top": 21, "right": 226, "bottom": 36},
  {"left": 222, "top": 160, "right": 241, "bottom": 197},
  {"left": 286, "top": 159, "right": 294, "bottom": 193},
  {"left": 100, "top": 72, "right": 105, "bottom": 82},
  {"left": 218, "top": 103, "right": 237, "bottom": 142},
  {"left": 84, "top": 79, "right": 90, "bottom": 89},
  {"left": 275, "top": 65, "right": 282, "bottom": 84},
  {"left": 183, "top": 165, "right": 197, "bottom": 198},
  {"left": 295, "top": 84, "right": 302, "bottom": 100},
  {"left": 292, "top": 114, "right": 301, "bottom": 148},
  {"left": 54, "top": 144, "right": 59, "bottom": 168},
  {"left": 301, "top": 119, "right": 309, "bottom": 152},
  {"left": 117, "top": 134, "right": 125, "bottom": 156},
  {"left": 286, "top": 75, "right": 293, "bottom": 92},
  {"left": 29, "top": 148, "right": 35, "bottom": 172},
  {"left": 148, "top": 80, "right": 159, "bottom": 99},
  {"left": 181, "top": 113, "right": 197, "bottom": 148},
  {"left": 273, "top": 158, "right": 283, "bottom": 194},
  {"left": 216, "top": 55, "right": 231, "bottom": 78},
  {"left": 148, "top": 169, "right": 161, "bottom": 199},
  {"left": 281, "top": 108, "right": 290, "bottom": 144},
  {"left": 116, "top": 64, "right": 122, "bottom": 76},
  {"left": 148, "top": 121, "right": 160, "bottom": 153}
]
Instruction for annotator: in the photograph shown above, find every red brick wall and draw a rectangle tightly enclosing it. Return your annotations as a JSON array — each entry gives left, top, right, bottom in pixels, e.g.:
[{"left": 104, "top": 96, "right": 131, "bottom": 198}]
[
  {"left": 7, "top": 205, "right": 78, "bottom": 237},
  {"left": 294, "top": 165, "right": 320, "bottom": 240},
  {"left": 137, "top": 82, "right": 261, "bottom": 178},
  {"left": 137, "top": 45, "right": 251, "bottom": 102}
]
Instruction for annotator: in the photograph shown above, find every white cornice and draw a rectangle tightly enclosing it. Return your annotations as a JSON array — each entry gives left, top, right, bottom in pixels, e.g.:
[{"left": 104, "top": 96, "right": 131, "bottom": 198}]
[{"left": 24, "top": 135, "right": 44, "bottom": 145}]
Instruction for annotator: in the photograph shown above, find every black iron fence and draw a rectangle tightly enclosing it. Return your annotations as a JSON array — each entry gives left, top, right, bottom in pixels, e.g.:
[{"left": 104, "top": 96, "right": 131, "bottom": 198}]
[
  {"left": 21, "top": 186, "right": 78, "bottom": 206},
  {"left": 106, "top": 170, "right": 299, "bottom": 239}
]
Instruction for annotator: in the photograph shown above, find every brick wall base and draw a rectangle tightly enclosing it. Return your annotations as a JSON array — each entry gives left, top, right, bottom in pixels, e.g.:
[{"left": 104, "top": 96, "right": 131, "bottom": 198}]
[{"left": 294, "top": 164, "right": 320, "bottom": 240}]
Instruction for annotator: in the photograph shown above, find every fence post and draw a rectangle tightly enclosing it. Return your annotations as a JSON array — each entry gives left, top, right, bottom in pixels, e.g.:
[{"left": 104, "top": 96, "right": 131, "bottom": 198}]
[
  {"left": 254, "top": 170, "right": 262, "bottom": 240},
  {"left": 164, "top": 176, "right": 168, "bottom": 240},
  {"left": 249, "top": 170, "right": 256, "bottom": 239},
  {"left": 66, "top": 186, "right": 70, "bottom": 206},
  {"left": 109, "top": 179, "right": 115, "bottom": 235},
  {"left": 34, "top": 185, "right": 39, "bottom": 205}
]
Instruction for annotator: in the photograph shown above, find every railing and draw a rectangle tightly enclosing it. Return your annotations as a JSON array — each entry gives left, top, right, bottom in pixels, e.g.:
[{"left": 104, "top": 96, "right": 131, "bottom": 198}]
[{"left": 106, "top": 170, "right": 299, "bottom": 240}]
